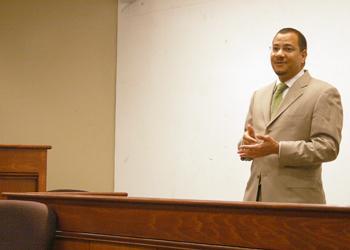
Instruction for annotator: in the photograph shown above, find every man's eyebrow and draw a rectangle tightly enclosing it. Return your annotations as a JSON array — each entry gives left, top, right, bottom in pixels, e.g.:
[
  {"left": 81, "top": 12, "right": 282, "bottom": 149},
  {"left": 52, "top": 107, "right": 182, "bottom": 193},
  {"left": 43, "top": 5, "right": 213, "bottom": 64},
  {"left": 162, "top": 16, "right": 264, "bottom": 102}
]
[{"left": 272, "top": 43, "right": 295, "bottom": 47}]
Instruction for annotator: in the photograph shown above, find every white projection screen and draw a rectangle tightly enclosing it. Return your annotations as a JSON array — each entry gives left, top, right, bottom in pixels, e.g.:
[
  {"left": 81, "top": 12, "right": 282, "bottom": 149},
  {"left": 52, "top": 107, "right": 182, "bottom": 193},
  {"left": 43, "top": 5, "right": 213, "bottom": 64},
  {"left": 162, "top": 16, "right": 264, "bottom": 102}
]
[{"left": 115, "top": 0, "right": 350, "bottom": 205}]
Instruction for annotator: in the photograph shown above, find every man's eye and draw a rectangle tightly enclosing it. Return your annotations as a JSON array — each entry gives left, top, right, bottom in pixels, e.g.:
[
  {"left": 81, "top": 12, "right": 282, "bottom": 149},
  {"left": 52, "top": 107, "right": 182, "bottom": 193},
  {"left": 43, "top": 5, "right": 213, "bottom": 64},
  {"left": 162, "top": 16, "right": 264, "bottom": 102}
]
[{"left": 284, "top": 47, "right": 294, "bottom": 52}]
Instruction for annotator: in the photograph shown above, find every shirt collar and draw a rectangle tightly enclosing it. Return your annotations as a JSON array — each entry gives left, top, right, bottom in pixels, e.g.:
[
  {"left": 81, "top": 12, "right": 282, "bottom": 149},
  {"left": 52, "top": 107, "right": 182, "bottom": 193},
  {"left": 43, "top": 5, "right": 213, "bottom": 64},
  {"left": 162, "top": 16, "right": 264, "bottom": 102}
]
[{"left": 276, "top": 69, "right": 306, "bottom": 88}]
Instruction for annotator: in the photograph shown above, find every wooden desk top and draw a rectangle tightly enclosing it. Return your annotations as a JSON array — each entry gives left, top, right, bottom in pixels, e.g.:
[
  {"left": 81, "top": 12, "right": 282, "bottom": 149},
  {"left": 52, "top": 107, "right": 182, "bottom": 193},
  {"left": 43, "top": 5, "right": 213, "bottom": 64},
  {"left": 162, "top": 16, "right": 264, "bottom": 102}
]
[{"left": 4, "top": 191, "right": 349, "bottom": 212}]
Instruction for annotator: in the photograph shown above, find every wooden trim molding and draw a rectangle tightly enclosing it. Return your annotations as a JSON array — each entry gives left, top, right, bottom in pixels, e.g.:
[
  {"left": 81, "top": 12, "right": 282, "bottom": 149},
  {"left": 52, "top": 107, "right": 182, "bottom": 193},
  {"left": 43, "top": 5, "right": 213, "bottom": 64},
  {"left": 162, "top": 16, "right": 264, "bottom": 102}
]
[
  {"left": 55, "top": 231, "right": 248, "bottom": 249},
  {"left": 0, "top": 144, "right": 52, "bottom": 150}
]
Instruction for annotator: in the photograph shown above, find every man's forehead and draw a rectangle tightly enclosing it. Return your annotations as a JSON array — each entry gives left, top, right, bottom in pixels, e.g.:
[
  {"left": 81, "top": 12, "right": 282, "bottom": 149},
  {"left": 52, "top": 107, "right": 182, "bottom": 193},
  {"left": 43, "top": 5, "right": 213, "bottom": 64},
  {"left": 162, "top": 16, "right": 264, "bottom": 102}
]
[{"left": 272, "top": 33, "right": 298, "bottom": 44}]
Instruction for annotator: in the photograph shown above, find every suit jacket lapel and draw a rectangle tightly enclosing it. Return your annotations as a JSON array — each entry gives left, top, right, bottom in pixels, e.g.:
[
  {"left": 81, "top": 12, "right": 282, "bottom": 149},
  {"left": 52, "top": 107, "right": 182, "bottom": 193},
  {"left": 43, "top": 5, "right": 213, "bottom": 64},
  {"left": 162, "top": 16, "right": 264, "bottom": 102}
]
[
  {"left": 262, "top": 83, "right": 276, "bottom": 126},
  {"left": 266, "top": 71, "right": 311, "bottom": 128}
]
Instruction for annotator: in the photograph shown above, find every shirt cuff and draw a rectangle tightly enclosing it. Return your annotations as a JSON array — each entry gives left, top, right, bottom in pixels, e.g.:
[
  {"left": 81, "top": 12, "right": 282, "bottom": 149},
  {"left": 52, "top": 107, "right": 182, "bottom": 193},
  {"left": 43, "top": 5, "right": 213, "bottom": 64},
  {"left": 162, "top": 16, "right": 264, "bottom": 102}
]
[{"left": 278, "top": 141, "right": 282, "bottom": 157}]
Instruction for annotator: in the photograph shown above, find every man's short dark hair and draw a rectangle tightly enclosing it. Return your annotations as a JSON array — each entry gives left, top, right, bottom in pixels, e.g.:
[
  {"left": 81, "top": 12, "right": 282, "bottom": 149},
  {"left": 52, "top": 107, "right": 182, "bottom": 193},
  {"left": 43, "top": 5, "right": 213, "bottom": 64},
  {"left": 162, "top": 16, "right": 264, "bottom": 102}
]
[{"left": 275, "top": 28, "right": 307, "bottom": 51}]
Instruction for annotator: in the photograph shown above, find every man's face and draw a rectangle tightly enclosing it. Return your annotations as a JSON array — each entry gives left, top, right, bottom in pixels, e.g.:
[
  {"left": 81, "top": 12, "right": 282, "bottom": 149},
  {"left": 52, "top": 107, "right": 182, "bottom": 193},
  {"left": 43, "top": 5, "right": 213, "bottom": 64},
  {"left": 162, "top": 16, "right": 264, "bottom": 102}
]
[{"left": 270, "top": 32, "right": 307, "bottom": 82}]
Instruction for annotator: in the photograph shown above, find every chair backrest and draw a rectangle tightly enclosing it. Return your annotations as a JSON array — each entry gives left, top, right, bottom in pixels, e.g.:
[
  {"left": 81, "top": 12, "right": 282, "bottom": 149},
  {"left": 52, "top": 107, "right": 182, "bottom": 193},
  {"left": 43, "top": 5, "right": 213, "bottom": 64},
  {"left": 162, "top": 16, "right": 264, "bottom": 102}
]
[{"left": 0, "top": 200, "right": 56, "bottom": 250}]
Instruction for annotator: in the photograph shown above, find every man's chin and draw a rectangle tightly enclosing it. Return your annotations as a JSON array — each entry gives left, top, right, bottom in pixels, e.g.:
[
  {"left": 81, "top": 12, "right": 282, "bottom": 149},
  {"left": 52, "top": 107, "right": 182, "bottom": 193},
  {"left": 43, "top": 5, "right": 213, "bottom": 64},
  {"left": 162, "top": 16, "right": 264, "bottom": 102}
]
[{"left": 272, "top": 67, "right": 287, "bottom": 76}]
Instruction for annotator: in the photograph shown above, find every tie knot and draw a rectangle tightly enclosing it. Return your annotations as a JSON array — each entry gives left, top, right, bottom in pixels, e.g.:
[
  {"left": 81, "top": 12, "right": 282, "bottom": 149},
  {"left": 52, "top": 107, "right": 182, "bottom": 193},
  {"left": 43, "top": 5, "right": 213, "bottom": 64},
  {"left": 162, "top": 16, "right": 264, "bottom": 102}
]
[{"left": 275, "top": 82, "right": 288, "bottom": 94}]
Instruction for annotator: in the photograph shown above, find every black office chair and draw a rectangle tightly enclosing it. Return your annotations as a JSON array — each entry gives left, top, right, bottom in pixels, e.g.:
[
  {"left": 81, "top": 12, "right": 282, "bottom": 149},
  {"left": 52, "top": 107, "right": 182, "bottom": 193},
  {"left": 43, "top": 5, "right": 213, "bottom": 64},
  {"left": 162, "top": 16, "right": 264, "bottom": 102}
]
[{"left": 0, "top": 200, "right": 56, "bottom": 250}]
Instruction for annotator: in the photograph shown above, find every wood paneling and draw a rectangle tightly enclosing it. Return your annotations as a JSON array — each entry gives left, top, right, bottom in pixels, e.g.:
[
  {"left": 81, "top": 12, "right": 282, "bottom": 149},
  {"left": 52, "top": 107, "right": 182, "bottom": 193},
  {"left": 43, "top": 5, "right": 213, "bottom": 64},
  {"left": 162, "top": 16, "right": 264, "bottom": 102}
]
[
  {"left": 0, "top": 173, "right": 37, "bottom": 199},
  {"left": 90, "top": 242, "right": 151, "bottom": 250},
  {"left": 4, "top": 192, "right": 350, "bottom": 250},
  {"left": 53, "top": 238, "right": 89, "bottom": 250},
  {"left": 0, "top": 145, "right": 51, "bottom": 198}
]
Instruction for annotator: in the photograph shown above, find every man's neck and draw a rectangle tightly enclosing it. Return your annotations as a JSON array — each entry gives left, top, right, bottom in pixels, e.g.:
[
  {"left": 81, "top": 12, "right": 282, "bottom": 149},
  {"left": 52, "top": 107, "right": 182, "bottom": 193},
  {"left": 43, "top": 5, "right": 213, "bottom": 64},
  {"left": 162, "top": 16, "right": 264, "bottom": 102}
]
[
  {"left": 277, "top": 69, "right": 305, "bottom": 88},
  {"left": 278, "top": 69, "right": 305, "bottom": 82}
]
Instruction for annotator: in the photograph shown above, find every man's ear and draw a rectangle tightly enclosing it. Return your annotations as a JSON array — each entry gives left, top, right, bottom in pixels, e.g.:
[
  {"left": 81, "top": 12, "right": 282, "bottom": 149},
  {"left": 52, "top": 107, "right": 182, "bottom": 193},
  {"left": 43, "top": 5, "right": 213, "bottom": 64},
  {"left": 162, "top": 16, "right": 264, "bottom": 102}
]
[{"left": 301, "top": 49, "right": 307, "bottom": 64}]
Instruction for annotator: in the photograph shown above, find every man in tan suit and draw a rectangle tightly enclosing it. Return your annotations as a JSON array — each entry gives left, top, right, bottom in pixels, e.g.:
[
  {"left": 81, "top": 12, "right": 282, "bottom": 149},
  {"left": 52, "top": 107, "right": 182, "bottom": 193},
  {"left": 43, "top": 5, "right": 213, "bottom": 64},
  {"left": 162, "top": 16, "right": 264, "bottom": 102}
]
[{"left": 238, "top": 28, "right": 343, "bottom": 204}]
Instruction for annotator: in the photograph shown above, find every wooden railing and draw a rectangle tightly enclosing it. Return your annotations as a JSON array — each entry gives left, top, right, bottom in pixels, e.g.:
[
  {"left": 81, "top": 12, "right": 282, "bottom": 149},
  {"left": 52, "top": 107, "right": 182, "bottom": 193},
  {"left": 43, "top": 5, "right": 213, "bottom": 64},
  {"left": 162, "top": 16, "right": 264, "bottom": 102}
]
[{"left": 4, "top": 192, "right": 350, "bottom": 249}]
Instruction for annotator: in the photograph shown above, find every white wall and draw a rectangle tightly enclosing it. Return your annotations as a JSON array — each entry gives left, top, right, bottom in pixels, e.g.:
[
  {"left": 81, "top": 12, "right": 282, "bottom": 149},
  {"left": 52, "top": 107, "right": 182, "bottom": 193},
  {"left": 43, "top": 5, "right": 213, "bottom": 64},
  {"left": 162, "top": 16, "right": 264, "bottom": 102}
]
[{"left": 116, "top": 0, "right": 350, "bottom": 205}]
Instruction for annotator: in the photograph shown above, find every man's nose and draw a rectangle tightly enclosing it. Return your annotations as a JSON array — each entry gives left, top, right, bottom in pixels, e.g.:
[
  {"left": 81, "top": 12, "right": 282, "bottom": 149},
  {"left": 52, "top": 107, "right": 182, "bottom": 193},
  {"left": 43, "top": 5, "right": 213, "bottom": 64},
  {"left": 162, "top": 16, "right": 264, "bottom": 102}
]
[{"left": 275, "top": 48, "right": 285, "bottom": 56}]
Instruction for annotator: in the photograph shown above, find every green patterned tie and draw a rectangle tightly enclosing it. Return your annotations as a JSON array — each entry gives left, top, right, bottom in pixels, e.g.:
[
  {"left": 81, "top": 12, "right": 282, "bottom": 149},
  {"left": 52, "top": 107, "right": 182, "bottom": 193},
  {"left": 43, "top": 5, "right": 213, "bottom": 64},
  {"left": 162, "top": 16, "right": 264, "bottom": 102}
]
[{"left": 271, "top": 82, "right": 288, "bottom": 116}]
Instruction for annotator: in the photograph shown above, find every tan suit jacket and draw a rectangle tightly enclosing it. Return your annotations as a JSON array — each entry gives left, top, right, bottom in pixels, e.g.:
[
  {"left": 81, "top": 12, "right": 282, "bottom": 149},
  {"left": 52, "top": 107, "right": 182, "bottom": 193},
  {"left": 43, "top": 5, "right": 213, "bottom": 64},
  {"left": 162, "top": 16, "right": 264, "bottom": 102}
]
[{"left": 243, "top": 71, "right": 343, "bottom": 204}]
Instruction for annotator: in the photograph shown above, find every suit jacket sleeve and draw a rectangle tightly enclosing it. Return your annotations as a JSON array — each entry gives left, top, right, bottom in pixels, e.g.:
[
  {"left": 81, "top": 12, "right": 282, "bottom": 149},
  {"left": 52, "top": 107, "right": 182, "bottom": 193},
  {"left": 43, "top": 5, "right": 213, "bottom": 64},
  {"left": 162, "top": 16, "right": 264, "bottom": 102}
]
[
  {"left": 237, "top": 92, "right": 255, "bottom": 162},
  {"left": 279, "top": 87, "right": 343, "bottom": 166}
]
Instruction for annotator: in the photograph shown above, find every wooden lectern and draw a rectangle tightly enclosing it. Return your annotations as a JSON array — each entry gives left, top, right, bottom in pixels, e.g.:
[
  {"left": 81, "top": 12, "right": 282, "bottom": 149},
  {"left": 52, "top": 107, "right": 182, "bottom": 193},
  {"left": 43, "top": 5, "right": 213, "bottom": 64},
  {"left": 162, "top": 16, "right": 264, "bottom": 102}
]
[{"left": 0, "top": 144, "right": 51, "bottom": 199}]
